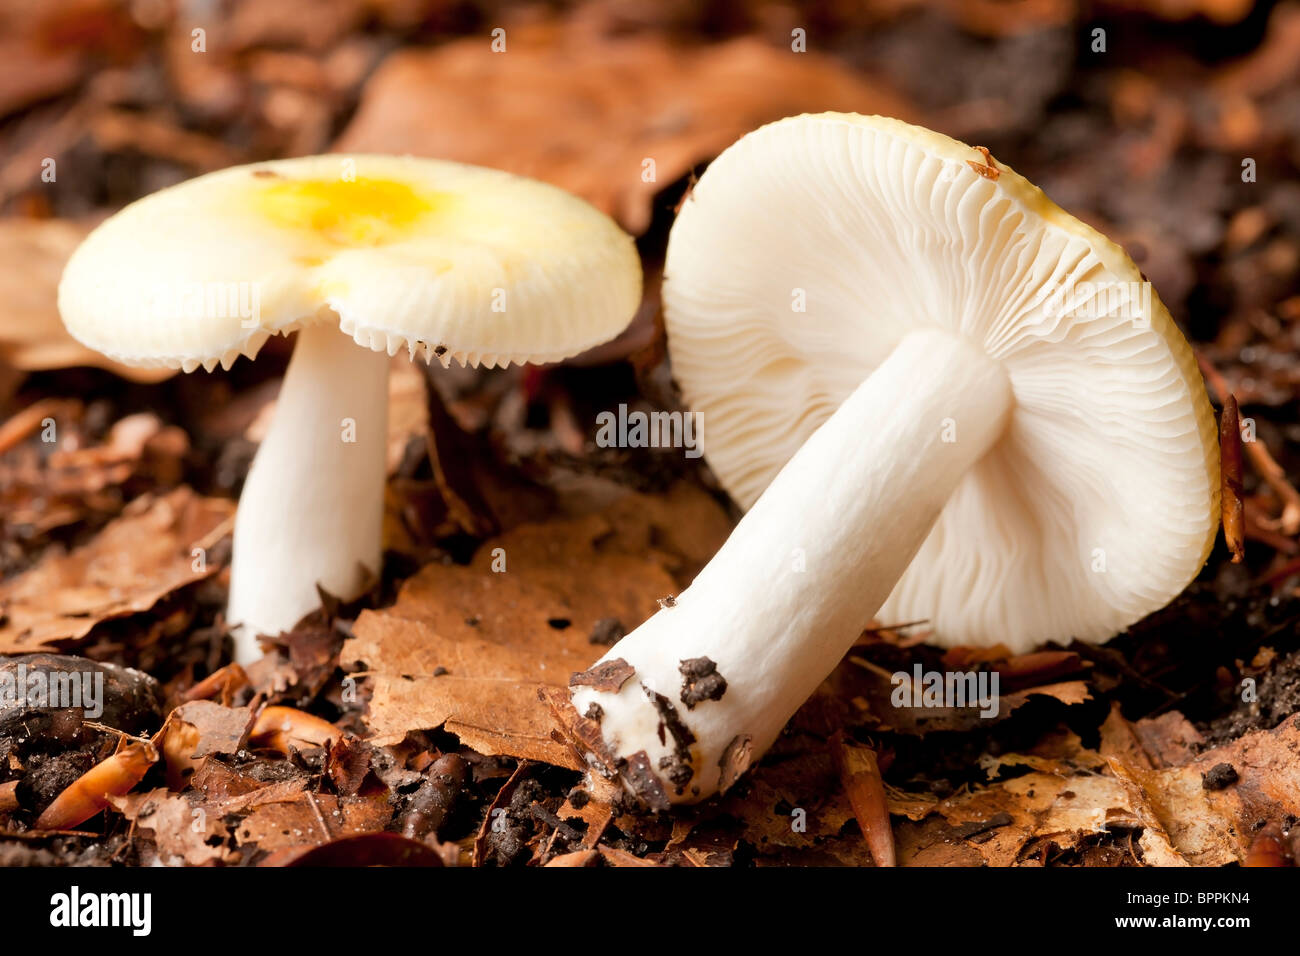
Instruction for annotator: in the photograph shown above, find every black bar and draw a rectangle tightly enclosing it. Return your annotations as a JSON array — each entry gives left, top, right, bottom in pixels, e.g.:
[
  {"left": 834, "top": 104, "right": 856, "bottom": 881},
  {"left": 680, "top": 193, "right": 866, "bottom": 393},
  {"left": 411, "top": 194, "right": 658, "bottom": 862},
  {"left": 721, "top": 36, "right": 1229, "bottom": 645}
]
[{"left": 0, "top": 865, "right": 1283, "bottom": 942}]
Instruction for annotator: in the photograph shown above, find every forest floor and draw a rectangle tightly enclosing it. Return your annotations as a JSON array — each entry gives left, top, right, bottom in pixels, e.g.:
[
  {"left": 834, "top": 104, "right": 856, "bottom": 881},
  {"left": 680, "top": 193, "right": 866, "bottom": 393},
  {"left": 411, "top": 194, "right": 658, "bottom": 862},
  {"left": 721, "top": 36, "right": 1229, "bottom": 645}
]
[{"left": 1, "top": 0, "right": 1299, "bottom": 866}]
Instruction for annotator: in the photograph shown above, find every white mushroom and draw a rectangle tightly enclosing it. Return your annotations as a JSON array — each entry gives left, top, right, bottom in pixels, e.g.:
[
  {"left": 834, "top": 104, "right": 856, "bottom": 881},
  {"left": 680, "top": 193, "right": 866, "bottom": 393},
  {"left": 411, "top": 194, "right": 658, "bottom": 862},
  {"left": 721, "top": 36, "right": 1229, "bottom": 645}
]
[
  {"left": 59, "top": 155, "right": 642, "bottom": 663},
  {"left": 564, "top": 113, "right": 1219, "bottom": 807}
]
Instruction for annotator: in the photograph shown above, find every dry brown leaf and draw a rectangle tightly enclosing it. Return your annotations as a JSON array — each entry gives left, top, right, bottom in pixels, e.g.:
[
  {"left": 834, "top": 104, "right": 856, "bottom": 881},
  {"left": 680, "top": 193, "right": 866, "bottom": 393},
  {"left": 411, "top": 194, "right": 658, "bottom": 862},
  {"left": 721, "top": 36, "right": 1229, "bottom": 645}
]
[
  {"left": 598, "top": 845, "right": 662, "bottom": 867},
  {"left": 980, "top": 727, "right": 1108, "bottom": 779},
  {"left": 895, "top": 715, "right": 1300, "bottom": 866},
  {"left": 1098, "top": 702, "right": 1156, "bottom": 769},
  {"left": 1015, "top": 773, "right": 1144, "bottom": 843},
  {"left": 337, "top": 29, "right": 914, "bottom": 233},
  {"left": 701, "top": 745, "right": 873, "bottom": 866},
  {"left": 1, "top": 407, "right": 191, "bottom": 538},
  {"left": 1115, "top": 716, "right": 1300, "bottom": 865},
  {"left": 893, "top": 726, "right": 1145, "bottom": 865},
  {"left": 0, "top": 219, "right": 173, "bottom": 382},
  {"left": 895, "top": 817, "right": 991, "bottom": 866},
  {"left": 192, "top": 766, "right": 302, "bottom": 808},
  {"left": 234, "top": 790, "right": 392, "bottom": 852},
  {"left": 545, "top": 773, "right": 621, "bottom": 857},
  {"left": 896, "top": 769, "right": 1144, "bottom": 866},
  {"left": 0, "top": 487, "right": 234, "bottom": 652},
  {"left": 343, "top": 484, "right": 730, "bottom": 765},
  {"left": 160, "top": 701, "right": 254, "bottom": 789},
  {"left": 849, "top": 656, "right": 1091, "bottom": 734},
  {"left": 1132, "top": 711, "right": 1206, "bottom": 768},
  {"left": 1013, "top": 680, "right": 1093, "bottom": 707},
  {"left": 884, "top": 785, "right": 941, "bottom": 821},
  {"left": 110, "top": 789, "right": 233, "bottom": 866},
  {"left": 1107, "top": 759, "right": 1193, "bottom": 866},
  {"left": 545, "top": 849, "right": 598, "bottom": 867}
]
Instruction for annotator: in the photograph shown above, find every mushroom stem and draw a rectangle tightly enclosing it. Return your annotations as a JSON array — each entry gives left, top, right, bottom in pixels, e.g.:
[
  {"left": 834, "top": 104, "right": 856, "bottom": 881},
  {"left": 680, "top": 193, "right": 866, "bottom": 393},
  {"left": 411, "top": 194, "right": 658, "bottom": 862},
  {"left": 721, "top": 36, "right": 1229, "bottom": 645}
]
[
  {"left": 227, "top": 323, "right": 389, "bottom": 662},
  {"left": 568, "top": 328, "right": 1014, "bottom": 804}
]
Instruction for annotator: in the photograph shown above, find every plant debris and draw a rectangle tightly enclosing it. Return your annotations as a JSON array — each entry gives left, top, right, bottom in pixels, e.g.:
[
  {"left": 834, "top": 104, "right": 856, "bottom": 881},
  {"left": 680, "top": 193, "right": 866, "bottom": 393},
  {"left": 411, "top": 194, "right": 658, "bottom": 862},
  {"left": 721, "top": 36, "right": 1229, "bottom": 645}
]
[{"left": 1, "top": 0, "right": 1298, "bottom": 869}]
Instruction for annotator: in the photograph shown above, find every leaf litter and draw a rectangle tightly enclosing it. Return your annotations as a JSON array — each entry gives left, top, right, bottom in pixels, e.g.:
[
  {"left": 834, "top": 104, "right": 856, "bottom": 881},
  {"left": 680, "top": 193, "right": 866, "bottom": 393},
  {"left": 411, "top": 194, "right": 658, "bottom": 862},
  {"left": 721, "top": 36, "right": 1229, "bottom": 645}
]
[{"left": 1, "top": 0, "right": 1300, "bottom": 868}]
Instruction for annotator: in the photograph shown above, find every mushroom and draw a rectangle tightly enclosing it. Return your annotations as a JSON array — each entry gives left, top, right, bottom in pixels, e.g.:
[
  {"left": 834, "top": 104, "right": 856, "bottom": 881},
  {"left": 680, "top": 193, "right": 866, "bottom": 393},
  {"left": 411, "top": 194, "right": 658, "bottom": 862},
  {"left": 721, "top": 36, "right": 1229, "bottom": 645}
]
[
  {"left": 59, "top": 155, "right": 641, "bottom": 663},
  {"left": 565, "top": 114, "right": 1219, "bottom": 806}
]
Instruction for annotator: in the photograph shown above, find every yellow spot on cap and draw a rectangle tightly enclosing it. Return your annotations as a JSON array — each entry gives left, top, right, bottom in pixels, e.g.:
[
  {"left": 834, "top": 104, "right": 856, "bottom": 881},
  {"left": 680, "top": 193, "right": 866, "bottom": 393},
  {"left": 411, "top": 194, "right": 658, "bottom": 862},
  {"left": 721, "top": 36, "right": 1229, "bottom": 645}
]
[{"left": 252, "top": 176, "right": 441, "bottom": 246}]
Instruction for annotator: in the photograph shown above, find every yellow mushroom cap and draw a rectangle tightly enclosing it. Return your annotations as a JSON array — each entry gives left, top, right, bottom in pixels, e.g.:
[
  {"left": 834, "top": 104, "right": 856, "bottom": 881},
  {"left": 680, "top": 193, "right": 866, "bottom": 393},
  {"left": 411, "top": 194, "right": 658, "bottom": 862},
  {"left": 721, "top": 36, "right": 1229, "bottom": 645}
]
[{"left": 59, "top": 154, "right": 643, "bottom": 371}]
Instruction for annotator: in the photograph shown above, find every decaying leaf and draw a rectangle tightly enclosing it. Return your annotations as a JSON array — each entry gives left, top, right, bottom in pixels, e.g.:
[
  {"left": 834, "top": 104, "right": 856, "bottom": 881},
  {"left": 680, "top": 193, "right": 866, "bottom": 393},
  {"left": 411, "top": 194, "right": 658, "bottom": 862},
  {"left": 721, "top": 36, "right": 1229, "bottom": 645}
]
[
  {"left": 0, "top": 0, "right": 1296, "bottom": 873},
  {"left": 234, "top": 790, "right": 392, "bottom": 852},
  {"left": 1114, "top": 716, "right": 1300, "bottom": 865},
  {"left": 1132, "top": 711, "right": 1207, "bottom": 768},
  {"left": 670, "top": 742, "right": 872, "bottom": 866},
  {"left": 848, "top": 653, "right": 1092, "bottom": 734},
  {"left": 0, "top": 488, "right": 234, "bottom": 652},
  {"left": 896, "top": 767, "right": 1145, "bottom": 867},
  {"left": 276, "top": 832, "right": 446, "bottom": 867},
  {"left": 110, "top": 788, "right": 233, "bottom": 866},
  {"left": 1, "top": 404, "right": 191, "bottom": 540},
  {"left": 343, "top": 484, "right": 730, "bottom": 766},
  {"left": 160, "top": 701, "right": 255, "bottom": 789},
  {"left": 891, "top": 713, "right": 1300, "bottom": 867}
]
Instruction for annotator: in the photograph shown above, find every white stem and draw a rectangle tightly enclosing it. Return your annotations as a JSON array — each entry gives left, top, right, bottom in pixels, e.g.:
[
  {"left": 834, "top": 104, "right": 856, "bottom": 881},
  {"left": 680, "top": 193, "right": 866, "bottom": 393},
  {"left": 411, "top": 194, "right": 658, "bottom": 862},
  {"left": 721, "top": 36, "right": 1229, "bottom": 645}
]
[
  {"left": 569, "top": 328, "right": 1014, "bottom": 805},
  {"left": 227, "top": 323, "right": 389, "bottom": 663}
]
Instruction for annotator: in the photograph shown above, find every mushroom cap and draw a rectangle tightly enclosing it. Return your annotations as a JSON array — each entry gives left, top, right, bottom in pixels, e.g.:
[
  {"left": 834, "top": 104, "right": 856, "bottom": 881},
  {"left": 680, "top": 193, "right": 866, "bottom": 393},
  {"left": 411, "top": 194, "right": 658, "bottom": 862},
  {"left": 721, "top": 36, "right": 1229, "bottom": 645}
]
[
  {"left": 59, "top": 154, "right": 642, "bottom": 371},
  {"left": 663, "top": 113, "right": 1220, "bottom": 651}
]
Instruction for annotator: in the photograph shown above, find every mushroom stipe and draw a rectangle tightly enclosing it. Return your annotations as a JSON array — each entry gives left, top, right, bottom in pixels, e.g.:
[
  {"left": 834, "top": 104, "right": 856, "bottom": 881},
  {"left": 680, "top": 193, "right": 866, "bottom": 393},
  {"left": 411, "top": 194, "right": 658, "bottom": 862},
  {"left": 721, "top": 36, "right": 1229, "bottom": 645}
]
[
  {"left": 566, "top": 112, "right": 1220, "bottom": 805},
  {"left": 58, "top": 154, "right": 642, "bottom": 664}
]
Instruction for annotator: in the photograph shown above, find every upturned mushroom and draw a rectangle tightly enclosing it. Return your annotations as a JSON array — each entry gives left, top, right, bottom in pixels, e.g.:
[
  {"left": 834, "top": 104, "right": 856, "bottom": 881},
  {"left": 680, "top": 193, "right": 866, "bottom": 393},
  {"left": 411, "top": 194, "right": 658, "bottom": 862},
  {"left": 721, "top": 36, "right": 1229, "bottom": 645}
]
[
  {"left": 563, "top": 113, "right": 1219, "bottom": 807},
  {"left": 59, "top": 155, "right": 641, "bottom": 663}
]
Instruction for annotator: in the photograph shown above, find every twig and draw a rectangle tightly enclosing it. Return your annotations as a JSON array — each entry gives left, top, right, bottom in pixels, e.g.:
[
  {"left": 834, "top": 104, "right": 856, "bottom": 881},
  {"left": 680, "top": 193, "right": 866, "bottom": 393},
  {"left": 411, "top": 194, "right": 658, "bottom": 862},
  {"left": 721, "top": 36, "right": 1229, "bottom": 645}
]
[
  {"left": 0, "top": 399, "right": 77, "bottom": 456},
  {"left": 1198, "top": 351, "right": 1300, "bottom": 535},
  {"left": 1220, "top": 395, "right": 1245, "bottom": 562},
  {"left": 305, "top": 791, "right": 333, "bottom": 842}
]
